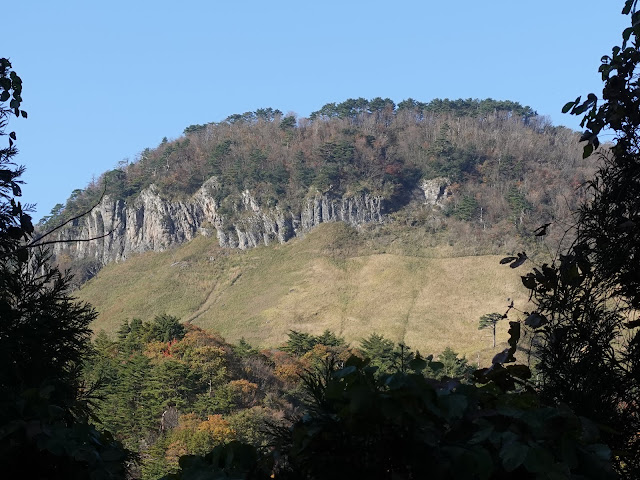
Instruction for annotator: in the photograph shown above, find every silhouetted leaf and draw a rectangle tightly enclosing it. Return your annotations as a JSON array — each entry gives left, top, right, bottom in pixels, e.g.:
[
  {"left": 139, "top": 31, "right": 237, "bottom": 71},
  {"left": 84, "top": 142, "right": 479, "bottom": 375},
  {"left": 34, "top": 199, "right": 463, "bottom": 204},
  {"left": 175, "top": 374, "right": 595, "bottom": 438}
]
[
  {"left": 510, "top": 253, "right": 527, "bottom": 268},
  {"left": 501, "top": 441, "right": 529, "bottom": 472},
  {"left": 492, "top": 349, "right": 510, "bottom": 365},
  {"left": 525, "top": 313, "right": 547, "bottom": 328},
  {"left": 505, "top": 364, "right": 531, "bottom": 380},
  {"left": 534, "top": 223, "right": 551, "bottom": 236},
  {"left": 624, "top": 319, "right": 640, "bottom": 329},
  {"left": 408, "top": 356, "right": 427, "bottom": 372}
]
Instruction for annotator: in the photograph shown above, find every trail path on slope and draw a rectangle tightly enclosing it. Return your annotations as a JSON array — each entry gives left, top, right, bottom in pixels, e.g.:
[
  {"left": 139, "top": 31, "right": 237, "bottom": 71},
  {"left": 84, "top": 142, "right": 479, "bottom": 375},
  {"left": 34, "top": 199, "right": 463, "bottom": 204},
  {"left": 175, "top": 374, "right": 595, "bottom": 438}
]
[
  {"left": 185, "top": 271, "right": 242, "bottom": 324},
  {"left": 400, "top": 288, "right": 419, "bottom": 346}
]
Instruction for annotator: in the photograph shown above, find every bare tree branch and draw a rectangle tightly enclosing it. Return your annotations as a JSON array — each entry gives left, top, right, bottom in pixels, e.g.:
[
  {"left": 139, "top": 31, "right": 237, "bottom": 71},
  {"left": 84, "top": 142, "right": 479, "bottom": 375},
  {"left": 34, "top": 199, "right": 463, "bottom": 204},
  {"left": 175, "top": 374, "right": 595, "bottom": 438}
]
[
  {"left": 28, "top": 226, "right": 119, "bottom": 249},
  {"left": 1, "top": 184, "right": 119, "bottom": 259},
  {"left": 28, "top": 185, "right": 108, "bottom": 247}
]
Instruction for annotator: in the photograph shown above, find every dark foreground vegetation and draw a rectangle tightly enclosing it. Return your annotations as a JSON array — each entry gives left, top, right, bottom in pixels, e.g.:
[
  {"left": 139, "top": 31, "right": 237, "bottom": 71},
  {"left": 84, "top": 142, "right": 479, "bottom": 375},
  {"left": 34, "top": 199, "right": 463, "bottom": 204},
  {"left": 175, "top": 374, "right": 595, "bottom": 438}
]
[
  {"left": 3, "top": 1, "right": 640, "bottom": 478},
  {"left": 86, "top": 318, "right": 478, "bottom": 478}
]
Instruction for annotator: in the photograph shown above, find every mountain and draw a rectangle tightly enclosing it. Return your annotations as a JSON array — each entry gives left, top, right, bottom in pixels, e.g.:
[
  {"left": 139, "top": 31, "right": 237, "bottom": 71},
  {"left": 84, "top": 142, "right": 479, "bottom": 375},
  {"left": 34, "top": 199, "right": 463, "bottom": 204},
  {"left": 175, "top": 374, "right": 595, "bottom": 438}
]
[{"left": 41, "top": 97, "right": 594, "bottom": 358}]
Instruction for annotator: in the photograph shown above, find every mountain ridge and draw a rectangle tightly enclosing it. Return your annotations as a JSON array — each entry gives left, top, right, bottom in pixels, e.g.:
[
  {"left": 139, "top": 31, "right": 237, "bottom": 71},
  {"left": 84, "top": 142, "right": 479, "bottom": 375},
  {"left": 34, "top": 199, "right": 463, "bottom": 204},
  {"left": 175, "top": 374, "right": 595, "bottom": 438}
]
[{"left": 44, "top": 97, "right": 593, "bottom": 286}]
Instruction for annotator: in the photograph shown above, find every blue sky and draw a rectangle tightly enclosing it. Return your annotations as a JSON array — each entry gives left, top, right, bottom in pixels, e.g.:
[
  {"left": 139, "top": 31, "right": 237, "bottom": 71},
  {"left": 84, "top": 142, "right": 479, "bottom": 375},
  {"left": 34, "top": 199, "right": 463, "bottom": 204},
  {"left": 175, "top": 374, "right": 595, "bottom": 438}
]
[{"left": 5, "top": 1, "right": 630, "bottom": 221}]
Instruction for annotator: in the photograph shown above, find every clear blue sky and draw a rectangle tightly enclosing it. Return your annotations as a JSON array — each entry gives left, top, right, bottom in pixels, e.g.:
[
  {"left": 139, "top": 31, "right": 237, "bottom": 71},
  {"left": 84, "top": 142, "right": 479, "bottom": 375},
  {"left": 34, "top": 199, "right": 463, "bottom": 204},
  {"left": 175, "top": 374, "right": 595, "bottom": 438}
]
[{"left": 5, "top": 0, "right": 630, "bottom": 221}]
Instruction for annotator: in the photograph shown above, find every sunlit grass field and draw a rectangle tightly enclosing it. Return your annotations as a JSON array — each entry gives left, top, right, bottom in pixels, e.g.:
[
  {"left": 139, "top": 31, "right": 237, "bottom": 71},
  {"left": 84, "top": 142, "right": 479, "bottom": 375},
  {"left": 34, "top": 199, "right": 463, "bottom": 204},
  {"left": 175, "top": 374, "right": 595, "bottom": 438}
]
[{"left": 77, "top": 223, "right": 529, "bottom": 366}]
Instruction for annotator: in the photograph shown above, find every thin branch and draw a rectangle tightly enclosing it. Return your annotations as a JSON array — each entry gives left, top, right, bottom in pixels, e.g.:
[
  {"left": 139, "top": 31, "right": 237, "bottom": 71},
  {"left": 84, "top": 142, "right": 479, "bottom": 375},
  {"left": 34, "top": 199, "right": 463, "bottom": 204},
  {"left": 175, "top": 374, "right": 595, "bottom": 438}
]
[
  {"left": 28, "top": 185, "right": 108, "bottom": 247},
  {"left": 0, "top": 184, "right": 121, "bottom": 260},
  {"left": 28, "top": 226, "right": 118, "bottom": 249}
]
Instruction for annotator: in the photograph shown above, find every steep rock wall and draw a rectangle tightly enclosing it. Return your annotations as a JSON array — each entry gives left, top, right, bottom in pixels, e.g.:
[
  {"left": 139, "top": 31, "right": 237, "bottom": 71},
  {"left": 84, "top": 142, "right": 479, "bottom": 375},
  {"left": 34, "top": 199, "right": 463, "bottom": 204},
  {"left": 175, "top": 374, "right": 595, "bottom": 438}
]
[{"left": 52, "top": 178, "right": 385, "bottom": 264}]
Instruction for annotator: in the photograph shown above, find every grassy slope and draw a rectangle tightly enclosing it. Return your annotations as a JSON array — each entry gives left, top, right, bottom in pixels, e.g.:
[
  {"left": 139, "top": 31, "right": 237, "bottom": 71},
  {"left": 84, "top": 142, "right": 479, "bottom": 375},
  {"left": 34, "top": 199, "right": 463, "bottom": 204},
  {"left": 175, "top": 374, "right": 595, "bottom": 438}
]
[{"left": 77, "top": 223, "right": 528, "bottom": 365}]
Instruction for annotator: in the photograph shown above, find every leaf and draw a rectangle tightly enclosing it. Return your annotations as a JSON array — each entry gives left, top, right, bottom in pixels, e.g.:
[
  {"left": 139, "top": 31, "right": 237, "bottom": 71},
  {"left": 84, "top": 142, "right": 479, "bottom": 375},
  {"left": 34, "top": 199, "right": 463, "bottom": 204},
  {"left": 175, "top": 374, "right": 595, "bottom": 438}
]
[
  {"left": 562, "top": 101, "right": 575, "bottom": 114},
  {"left": 507, "top": 321, "right": 521, "bottom": 347},
  {"left": 20, "top": 110, "right": 27, "bottom": 118},
  {"left": 580, "top": 130, "right": 595, "bottom": 142},
  {"left": 624, "top": 319, "right": 640, "bottom": 329},
  {"left": 533, "top": 223, "right": 551, "bottom": 236},
  {"left": 583, "top": 143, "right": 594, "bottom": 158},
  {"left": 7, "top": 226, "right": 22, "bottom": 239},
  {"left": 505, "top": 364, "right": 531, "bottom": 380},
  {"left": 469, "top": 425, "right": 494, "bottom": 444},
  {"left": 521, "top": 274, "right": 537, "bottom": 290},
  {"left": 440, "top": 393, "right": 467, "bottom": 419},
  {"left": 492, "top": 349, "right": 510, "bottom": 365},
  {"left": 408, "top": 356, "right": 427, "bottom": 372},
  {"left": 0, "top": 90, "right": 9, "bottom": 102},
  {"left": 9, "top": 131, "right": 16, "bottom": 140},
  {"left": 500, "top": 256, "right": 517, "bottom": 265},
  {"left": 509, "top": 252, "right": 527, "bottom": 268},
  {"left": 16, "top": 248, "right": 28, "bottom": 263},
  {"left": 523, "top": 445, "right": 554, "bottom": 473},
  {"left": 524, "top": 313, "right": 547, "bottom": 328},
  {"left": 501, "top": 441, "right": 529, "bottom": 471}
]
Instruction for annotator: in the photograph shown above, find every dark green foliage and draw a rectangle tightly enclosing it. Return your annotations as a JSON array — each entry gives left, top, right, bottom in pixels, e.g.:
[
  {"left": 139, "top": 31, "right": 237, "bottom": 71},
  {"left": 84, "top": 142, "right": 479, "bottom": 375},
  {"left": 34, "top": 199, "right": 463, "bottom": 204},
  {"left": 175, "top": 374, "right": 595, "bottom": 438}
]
[
  {"left": 279, "top": 115, "right": 296, "bottom": 130},
  {"left": 168, "top": 357, "right": 614, "bottom": 480},
  {"left": 282, "top": 329, "right": 346, "bottom": 356},
  {"left": 360, "top": 333, "right": 395, "bottom": 372},
  {"left": 315, "top": 329, "right": 345, "bottom": 348},
  {"left": 282, "top": 331, "right": 317, "bottom": 356},
  {"left": 422, "top": 97, "right": 536, "bottom": 119},
  {"left": 311, "top": 97, "right": 535, "bottom": 121},
  {"left": 149, "top": 313, "right": 186, "bottom": 343},
  {"left": 233, "top": 338, "right": 260, "bottom": 358},
  {"left": 436, "top": 347, "right": 475, "bottom": 380},
  {"left": 83, "top": 324, "right": 297, "bottom": 476},
  {"left": 162, "top": 441, "right": 265, "bottom": 480},
  {"left": 255, "top": 107, "right": 283, "bottom": 122},
  {"left": 452, "top": 194, "right": 479, "bottom": 221},
  {"left": 184, "top": 123, "right": 208, "bottom": 135},
  {"left": 506, "top": 186, "right": 531, "bottom": 224}
]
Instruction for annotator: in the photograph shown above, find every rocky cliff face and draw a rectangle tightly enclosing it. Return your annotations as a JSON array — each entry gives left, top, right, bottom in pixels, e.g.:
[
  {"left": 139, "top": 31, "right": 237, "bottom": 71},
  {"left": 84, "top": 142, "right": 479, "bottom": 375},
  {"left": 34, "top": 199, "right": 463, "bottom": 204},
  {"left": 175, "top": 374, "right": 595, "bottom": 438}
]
[
  {"left": 420, "top": 177, "right": 451, "bottom": 207},
  {"left": 52, "top": 178, "right": 386, "bottom": 264}
]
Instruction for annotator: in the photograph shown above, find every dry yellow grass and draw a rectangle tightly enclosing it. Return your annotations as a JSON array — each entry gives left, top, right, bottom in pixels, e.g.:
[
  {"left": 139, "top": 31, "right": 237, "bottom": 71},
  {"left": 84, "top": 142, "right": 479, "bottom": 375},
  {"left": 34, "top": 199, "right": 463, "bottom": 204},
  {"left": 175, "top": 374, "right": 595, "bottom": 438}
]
[{"left": 77, "top": 223, "right": 529, "bottom": 366}]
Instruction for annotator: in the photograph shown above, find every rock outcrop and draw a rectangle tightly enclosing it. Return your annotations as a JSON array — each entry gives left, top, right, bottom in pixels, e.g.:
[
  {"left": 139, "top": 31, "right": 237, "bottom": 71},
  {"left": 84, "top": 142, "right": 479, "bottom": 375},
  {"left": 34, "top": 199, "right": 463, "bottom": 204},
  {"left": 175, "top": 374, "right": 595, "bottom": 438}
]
[
  {"left": 420, "top": 177, "right": 451, "bottom": 207},
  {"left": 52, "top": 178, "right": 385, "bottom": 265}
]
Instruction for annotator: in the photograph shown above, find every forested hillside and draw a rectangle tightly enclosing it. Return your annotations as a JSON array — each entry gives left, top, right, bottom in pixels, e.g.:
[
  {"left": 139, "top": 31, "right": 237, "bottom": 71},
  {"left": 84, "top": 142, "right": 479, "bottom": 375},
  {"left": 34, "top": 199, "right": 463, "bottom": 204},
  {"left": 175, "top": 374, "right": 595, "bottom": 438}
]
[{"left": 41, "top": 97, "right": 594, "bottom": 285}]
